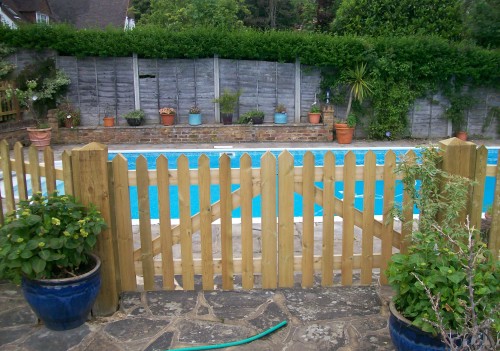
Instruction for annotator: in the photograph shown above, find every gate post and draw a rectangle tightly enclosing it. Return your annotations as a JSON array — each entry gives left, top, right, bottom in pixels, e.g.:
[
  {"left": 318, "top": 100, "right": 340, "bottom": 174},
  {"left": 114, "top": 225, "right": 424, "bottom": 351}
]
[
  {"left": 438, "top": 137, "right": 479, "bottom": 225},
  {"left": 71, "top": 142, "right": 118, "bottom": 315}
]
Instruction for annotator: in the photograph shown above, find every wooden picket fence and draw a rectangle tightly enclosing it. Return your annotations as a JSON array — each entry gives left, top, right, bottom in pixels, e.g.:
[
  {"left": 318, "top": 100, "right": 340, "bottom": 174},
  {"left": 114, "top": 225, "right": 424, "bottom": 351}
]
[{"left": 0, "top": 138, "right": 499, "bottom": 315}]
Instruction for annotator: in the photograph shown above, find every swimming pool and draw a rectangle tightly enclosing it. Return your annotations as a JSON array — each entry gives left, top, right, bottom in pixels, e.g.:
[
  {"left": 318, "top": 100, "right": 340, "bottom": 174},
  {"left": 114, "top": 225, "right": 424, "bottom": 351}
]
[{"left": 109, "top": 147, "right": 500, "bottom": 220}]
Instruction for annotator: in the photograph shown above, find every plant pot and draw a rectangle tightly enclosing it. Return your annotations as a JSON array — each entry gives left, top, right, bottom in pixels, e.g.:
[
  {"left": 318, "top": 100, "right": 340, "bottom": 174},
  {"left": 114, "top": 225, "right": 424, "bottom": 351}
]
[
  {"left": 455, "top": 131, "right": 467, "bottom": 141},
  {"left": 64, "top": 117, "right": 73, "bottom": 128},
  {"left": 161, "top": 113, "right": 175, "bottom": 126},
  {"left": 389, "top": 301, "right": 446, "bottom": 350},
  {"left": 251, "top": 116, "right": 264, "bottom": 125},
  {"left": 335, "top": 124, "right": 355, "bottom": 144},
  {"left": 189, "top": 113, "right": 202, "bottom": 126},
  {"left": 103, "top": 116, "right": 115, "bottom": 127},
  {"left": 27, "top": 127, "right": 52, "bottom": 150},
  {"left": 126, "top": 118, "right": 143, "bottom": 126},
  {"left": 274, "top": 112, "right": 287, "bottom": 124},
  {"left": 221, "top": 113, "right": 233, "bottom": 125},
  {"left": 21, "top": 254, "right": 101, "bottom": 331},
  {"left": 308, "top": 112, "right": 321, "bottom": 124}
]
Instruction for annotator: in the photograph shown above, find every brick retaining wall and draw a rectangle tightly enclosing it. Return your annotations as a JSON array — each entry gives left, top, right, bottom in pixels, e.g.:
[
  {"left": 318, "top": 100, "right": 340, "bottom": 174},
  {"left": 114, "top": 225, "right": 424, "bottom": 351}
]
[{"left": 53, "top": 123, "right": 333, "bottom": 144}]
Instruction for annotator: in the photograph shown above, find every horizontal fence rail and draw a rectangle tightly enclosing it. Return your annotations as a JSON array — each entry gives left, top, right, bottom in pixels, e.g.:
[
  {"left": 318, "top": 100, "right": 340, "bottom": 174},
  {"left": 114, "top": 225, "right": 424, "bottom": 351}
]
[{"left": 0, "top": 139, "right": 498, "bottom": 299}]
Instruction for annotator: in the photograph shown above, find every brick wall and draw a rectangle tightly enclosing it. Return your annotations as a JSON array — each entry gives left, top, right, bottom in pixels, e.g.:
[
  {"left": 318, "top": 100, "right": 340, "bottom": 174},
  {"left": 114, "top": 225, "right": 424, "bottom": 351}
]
[
  {"left": 0, "top": 120, "right": 33, "bottom": 147},
  {"left": 53, "top": 123, "right": 333, "bottom": 145}
]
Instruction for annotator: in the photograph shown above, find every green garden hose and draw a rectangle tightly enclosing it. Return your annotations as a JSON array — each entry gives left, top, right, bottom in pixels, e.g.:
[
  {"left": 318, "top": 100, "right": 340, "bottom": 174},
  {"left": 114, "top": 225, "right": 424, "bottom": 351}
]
[{"left": 166, "top": 320, "right": 288, "bottom": 350}]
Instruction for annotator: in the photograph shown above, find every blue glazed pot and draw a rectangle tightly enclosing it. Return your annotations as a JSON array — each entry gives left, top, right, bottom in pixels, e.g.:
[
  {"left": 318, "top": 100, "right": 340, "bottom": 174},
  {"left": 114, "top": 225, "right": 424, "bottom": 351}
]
[
  {"left": 22, "top": 254, "right": 101, "bottom": 331},
  {"left": 189, "top": 113, "right": 202, "bottom": 125},
  {"left": 274, "top": 112, "right": 287, "bottom": 124},
  {"left": 389, "top": 301, "right": 446, "bottom": 351}
]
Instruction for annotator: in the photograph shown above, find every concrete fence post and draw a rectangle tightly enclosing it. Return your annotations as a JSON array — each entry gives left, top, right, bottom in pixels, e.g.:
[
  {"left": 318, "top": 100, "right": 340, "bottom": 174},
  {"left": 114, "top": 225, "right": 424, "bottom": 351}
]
[{"left": 71, "top": 142, "right": 118, "bottom": 315}]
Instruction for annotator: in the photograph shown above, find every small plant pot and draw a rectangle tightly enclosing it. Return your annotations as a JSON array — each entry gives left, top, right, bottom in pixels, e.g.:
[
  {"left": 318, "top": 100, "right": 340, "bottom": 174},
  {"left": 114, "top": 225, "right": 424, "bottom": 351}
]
[
  {"left": 103, "top": 116, "right": 115, "bottom": 127},
  {"left": 274, "top": 113, "right": 287, "bottom": 124},
  {"left": 335, "top": 124, "right": 354, "bottom": 144},
  {"left": 189, "top": 113, "right": 202, "bottom": 126},
  {"left": 455, "top": 131, "right": 467, "bottom": 141},
  {"left": 221, "top": 113, "right": 233, "bottom": 125},
  {"left": 27, "top": 127, "right": 52, "bottom": 150},
  {"left": 126, "top": 118, "right": 143, "bottom": 126},
  {"left": 161, "top": 114, "right": 175, "bottom": 126},
  {"left": 308, "top": 112, "right": 321, "bottom": 124},
  {"left": 251, "top": 116, "right": 264, "bottom": 125}
]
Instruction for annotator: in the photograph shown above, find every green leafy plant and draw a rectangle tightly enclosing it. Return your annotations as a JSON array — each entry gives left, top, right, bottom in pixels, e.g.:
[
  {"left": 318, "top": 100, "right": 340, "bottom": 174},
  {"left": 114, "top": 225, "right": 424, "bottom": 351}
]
[
  {"left": 7, "top": 58, "right": 71, "bottom": 128},
  {"left": 346, "top": 114, "right": 357, "bottom": 128},
  {"left": 341, "top": 63, "right": 372, "bottom": 123},
  {"left": 123, "top": 109, "right": 145, "bottom": 119},
  {"left": 443, "top": 93, "right": 477, "bottom": 132},
  {"left": 309, "top": 104, "right": 321, "bottom": 113},
  {"left": 0, "top": 193, "right": 106, "bottom": 284},
  {"left": 213, "top": 88, "right": 242, "bottom": 114},
  {"left": 54, "top": 99, "right": 81, "bottom": 128},
  {"left": 387, "top": 147, "right": 499, "bottom": 344},
  {"left": 237, "top": 109, "right": 264, "bottom": 124},
  {"left": 275, "top": 103, "right": 286, "bottom": 113}
]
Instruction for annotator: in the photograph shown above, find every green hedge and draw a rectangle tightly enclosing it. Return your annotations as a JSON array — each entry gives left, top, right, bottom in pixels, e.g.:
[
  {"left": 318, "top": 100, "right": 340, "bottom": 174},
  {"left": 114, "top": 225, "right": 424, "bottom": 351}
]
[{"left": 2, "top": 24, "right": 499, "bottom": 138}]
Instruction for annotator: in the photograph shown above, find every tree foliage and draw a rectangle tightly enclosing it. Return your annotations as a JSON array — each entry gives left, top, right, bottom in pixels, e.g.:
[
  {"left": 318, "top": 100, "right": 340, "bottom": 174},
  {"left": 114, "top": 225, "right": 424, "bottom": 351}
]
[
  {"left": 331, "top": 0, "right": 464, "bottom": 41},
  {"left": 464, "top": 0, "right": 500, "bottom": 48}
]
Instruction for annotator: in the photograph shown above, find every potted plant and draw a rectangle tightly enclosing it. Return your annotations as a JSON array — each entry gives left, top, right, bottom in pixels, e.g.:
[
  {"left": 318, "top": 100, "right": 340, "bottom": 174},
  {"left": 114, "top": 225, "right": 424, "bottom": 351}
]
[
  {"left": 335, "top": 114, "right": 357, "bottom": 144},
  {"left": 444, "top": 94, "right": 476, "bottom": 141},
  {"left": 237, "top": 110, "right": 265, "bottom": 125},
  {"left": 188, "top": 105, "right": 202, "bottom": 125},
  {"left": 55, "top": 99, "right": 81, "bottom": 128},
  {"left": 123, "top": 109, "right": 145, "bottom": 126},
  {"left": 308, "top": 104, "right": 321, "bottom": 124},
  {"left": 213, "top": 88, "right": 241, "bottom": 125},
  {"left": 159, "top": 107, "right": 176, "bottom": 126},
  {"left": 274, "top": 103, "right": 287, "bottom": 124},
  {"left": 0, "top": 192, "right": 107, "bottom": 331},
  {"left": 387, "top": 147, "right": 499, "bottom": 350},
  {"left": 103, "top": 105, "right": 115, "bottom": 127},
  {"left": 334, "top": 63, "right": 372, "bottom": 143},
  {"left": 6, "top": 61, "right": 71, "bottom": 149}
]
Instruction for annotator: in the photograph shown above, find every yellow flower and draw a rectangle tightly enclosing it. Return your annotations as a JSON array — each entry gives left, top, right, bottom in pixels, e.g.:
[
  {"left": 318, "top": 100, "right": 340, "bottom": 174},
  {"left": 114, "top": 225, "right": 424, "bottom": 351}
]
[
  {"left": 73, "top": 234, "right": 79, "bottom": 240},
  {"left": 17, "top": 237, "right": 24, "bottom": 243},
  {"left": 51, "top": 217, "right": 61, "bottom": 226},
  {"left": 38, "top": 242, "right": 45, "bottom": 248},
  {"left": 63, "top": 231, "right": 71, "bottom": 237},
  {"left": 80, "top": 229, "right": 88, "bottom": 238}
]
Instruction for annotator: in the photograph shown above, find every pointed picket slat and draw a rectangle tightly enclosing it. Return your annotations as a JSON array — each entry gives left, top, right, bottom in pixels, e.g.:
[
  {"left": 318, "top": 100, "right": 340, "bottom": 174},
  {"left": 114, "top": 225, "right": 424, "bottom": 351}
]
[
  {"left": 199, "top": 155, "right": 214, "bottom": 290},
  {"left": 112, "top": 154, "right": 137, "bottom": 292},
  {"left": 471, "top": 146, "right": 487, "bottom": 231},
  {"left": 240, "top": 153, "right": 254, "bottom": 289},
  {"left": 401, "top": 151, "right": 416, "bottom": 254},
  {"left": 361, "top": 151, "right": 376, "bottom": 284},
  {"left": 380, "top": 151, "right": 396, "bottom": 285},
  {"left": 157, "top": 155, "right": 175, "bottom": 290},
  {"left": 13, "top": 142, "right": 27, "bottom": 200},
  {"left": 43, "top": 147, "right": 56, "bottom": 195},
  {"left": 321, "top": 152, "right": 335, "bottom": 286},
  {"left": 341, "top": 152, "right": 356, "bottom": 285},
  {"left": 62, "top": 150, "right": 74, "bottom": 196},
  {"left": 28, "top": 146, "right": 41, "bottom": 195},
  {"left": 261, "top": 152, "right": 277, "bottom": 289},
  {"left": 136, "top": 155, "right": 155, "bottom": 291},
  {"left": 0, "top": 140, "right": 14, "bottom": 213},
  {"left": 302, "top": 152, "right": 315, "bottom": 288},
  {"left": 278, "top": 151, "right": 294, "bottom": 288},
  {"left": 219, "top": 154, "right": 234, "bottom": 290},
  {"left": 178, "top": 155, "right": 195, "bottom": 290}
]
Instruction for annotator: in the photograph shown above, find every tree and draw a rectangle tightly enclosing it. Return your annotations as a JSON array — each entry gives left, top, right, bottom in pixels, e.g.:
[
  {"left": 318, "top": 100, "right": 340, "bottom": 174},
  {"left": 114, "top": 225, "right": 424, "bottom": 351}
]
[
  {"left": 464, "top": 0, "right": 500, "bottom": 48},
  {"left": 331, "top": 0, "right": 465, "bottom": 41},
  {"left": 138, "top": 0, "right": 249, "bottom": 30}
]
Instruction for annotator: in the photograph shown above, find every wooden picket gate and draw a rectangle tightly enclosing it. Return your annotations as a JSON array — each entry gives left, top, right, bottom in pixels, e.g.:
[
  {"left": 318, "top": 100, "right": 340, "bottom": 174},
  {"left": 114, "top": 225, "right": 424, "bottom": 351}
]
[{"left": 0, "top": 138, "right": 498, "bottom": 315}]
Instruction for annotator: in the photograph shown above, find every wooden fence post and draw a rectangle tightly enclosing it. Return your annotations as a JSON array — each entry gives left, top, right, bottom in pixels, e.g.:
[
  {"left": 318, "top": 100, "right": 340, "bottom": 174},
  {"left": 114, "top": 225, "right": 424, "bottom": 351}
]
[
  {"left": 71, "top": 142, "right": 118, "bottom": 315},
  {"left": 439, "top": 137, "right": 479, "bottom": 225}
]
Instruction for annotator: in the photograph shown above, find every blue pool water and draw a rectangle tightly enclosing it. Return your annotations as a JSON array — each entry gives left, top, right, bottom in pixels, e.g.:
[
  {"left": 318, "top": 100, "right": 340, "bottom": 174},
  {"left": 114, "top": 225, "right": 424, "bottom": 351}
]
[{"left": 109, "top": 148, "right": 500, "bottom": 220}]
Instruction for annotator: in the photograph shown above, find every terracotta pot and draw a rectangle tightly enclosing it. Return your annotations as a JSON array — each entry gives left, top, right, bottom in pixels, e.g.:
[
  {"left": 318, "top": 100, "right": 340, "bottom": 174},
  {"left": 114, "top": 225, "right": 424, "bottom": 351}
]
[
  {"left": 308, "top": 112, "right": 321, "bottom": 124},
  {"left": 335, "top": 124, "right": 355, "bottom": 144},
  {"left": 456, "top": 131, "right": 467, "bottom": 141},
  {"left": 161, "top": 113, "right": 175, "bottom": 126},
  {"left": 27, "top": 127, "right": 52, "bottom": 150},
  {"left": 103, "top": 116, "right": 115, "bottom": 127}
]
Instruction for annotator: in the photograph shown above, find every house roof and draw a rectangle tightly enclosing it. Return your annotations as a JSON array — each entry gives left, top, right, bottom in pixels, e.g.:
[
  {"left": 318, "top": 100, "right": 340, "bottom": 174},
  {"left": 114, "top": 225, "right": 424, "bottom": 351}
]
[
  {"left": 48, "top": 0, "right": 131, "bottom": 29},
  {"left": 1, "top": 0, "right": 54, "bottom": 23}
]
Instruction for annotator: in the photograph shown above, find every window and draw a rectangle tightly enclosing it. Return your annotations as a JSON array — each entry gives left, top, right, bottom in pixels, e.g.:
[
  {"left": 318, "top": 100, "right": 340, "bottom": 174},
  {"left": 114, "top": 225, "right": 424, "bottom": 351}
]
[{"left": 36, "top": 12, "right": 49, "bottom": 24}]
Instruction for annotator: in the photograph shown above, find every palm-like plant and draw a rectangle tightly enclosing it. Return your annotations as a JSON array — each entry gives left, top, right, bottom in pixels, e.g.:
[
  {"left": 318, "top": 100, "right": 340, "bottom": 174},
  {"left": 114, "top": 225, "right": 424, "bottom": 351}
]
[{"left": 343, "top": 63, "right": 373, "bottom": 120}]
